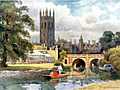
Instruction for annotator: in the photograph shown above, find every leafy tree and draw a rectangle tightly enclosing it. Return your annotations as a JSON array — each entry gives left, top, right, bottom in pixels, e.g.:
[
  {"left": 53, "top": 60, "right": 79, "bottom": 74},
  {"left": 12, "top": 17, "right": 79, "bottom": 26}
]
[
  {"left": 114, "top": 32, "right": 120, "bottom": 46},
  {"left": 99, "top": 31, "right": 115, "bottom": 51},
  {"left": 0, "top": 1, "right": 34, "bottom": 67},
  {"left": 103, "top": 47, "right": 120, "bottom": 70}
]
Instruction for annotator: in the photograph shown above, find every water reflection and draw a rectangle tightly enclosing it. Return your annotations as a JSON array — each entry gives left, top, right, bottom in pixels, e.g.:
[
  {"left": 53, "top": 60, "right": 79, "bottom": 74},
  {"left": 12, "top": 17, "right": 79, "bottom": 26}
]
[
  {"left": 0, "top": 79, "right": 55, "bottom": 90},
  {"left": 22, "top": 84, "right": 41, "bottom": 90},
  {"left": 0, "top": 77, "right": 103, "bottom": 90}
]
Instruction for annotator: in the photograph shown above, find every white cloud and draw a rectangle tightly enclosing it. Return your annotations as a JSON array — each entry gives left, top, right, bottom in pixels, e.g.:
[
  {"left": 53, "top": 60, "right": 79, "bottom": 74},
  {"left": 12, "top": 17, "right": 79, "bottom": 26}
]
[
  {"left": 107, "top": 1, "right": 120, "bottom": 12},
  {"left": 21, "top": 0, "right": 120, "bottom": 43}
]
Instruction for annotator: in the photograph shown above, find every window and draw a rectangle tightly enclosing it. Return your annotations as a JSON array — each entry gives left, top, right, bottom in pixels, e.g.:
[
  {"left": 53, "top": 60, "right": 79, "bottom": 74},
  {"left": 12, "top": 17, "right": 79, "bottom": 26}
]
[
  {"left": 65, "top": 59, "right": 67, "bottom": 64},
  {"left": 45, "top": 22, "right": 46, "bottom": 28}
]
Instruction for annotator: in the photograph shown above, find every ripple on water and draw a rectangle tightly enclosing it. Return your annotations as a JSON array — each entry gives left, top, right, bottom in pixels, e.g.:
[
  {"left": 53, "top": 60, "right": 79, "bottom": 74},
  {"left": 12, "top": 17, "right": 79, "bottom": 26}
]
[
  {"left": 0, "top": 76, "right": 104, "bottom": 90},
  {"left": 22, "top": 84, "right": 41, "bottom": 90}
]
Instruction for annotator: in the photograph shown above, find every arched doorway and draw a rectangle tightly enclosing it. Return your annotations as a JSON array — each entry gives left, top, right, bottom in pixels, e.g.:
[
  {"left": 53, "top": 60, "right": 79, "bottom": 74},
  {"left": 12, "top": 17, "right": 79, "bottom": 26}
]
[
  {"left": 72, "top": 59, "right": 86, "bottom": 72},
  {"left": 90, "top": 59, "right": 99, "bottom": 73}
]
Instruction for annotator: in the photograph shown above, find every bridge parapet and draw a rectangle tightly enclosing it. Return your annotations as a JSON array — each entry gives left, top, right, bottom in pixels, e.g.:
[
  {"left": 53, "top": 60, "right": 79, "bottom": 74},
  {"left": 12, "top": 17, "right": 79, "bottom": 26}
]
[{"left": 64, "top": 54, "right": 104, "bottom": 65}]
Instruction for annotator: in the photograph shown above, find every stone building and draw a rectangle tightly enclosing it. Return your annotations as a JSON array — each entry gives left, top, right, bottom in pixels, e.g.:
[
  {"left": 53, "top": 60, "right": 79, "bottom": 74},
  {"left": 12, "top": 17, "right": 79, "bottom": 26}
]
[
  {"left": 40, "top": 9, "right": 55, "bottom": 48},
  {"left": 78, "top": 35, "right": 102, "bottom": 54}
]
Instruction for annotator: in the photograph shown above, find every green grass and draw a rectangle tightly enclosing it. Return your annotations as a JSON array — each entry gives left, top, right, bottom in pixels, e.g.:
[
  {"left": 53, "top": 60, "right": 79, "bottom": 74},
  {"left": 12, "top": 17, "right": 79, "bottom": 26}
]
[
  {"left": 76, "top": 80, "right": 120, "bottom": 90},
  {"left": 64, "top": 66, "right": 71, "bottom": 72},
  {"left": 0, "top": 63, "right": 72, "bottom": 71},
  {"left": 0, "top": 63, "right": 54, "bottom": 71}
]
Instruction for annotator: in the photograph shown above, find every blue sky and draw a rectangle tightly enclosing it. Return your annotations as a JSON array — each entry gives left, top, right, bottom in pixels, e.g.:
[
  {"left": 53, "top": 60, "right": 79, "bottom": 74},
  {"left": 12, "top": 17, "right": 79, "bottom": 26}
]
[
  {"left": 46, "top": 0, "right": 120, "bottom": 22},
  {"left": 22, "top": 0, "right": 120, "bottom": 43},
  {"left": 46, "top": 0, "right": 81, "bottom": 15}
]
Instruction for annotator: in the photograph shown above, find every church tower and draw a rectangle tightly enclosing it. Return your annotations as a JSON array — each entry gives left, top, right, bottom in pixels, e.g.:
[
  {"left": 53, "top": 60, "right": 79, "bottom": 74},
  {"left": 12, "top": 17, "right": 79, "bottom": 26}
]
[
  {"left": 79, "top": 35, "right": 84, "bottom": 52},
  {"left": 40, "top": 9, "right": 55, "bottom": 48}
]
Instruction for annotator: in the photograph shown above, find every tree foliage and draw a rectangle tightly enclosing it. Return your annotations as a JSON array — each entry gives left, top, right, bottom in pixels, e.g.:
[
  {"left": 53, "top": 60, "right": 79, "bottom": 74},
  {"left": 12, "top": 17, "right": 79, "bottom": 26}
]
[
  {"left": 99, "top": 31, "right": 115, "bottom": 51},
  {"left": 99, "top": 31, "right": 120, "bottom": 51},
  {"left": 103, "top": 47, "right": 120, "bottom": 70},
  {"left": 0, "top": 1, "right": 34, "bottom": 67}
]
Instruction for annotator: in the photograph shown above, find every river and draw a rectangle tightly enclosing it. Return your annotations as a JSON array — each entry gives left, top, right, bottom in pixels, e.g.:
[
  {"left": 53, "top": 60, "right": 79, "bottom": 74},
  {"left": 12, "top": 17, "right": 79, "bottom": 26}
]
[{"left": 0, "top": 75, "right": 104, "bottom": 90}]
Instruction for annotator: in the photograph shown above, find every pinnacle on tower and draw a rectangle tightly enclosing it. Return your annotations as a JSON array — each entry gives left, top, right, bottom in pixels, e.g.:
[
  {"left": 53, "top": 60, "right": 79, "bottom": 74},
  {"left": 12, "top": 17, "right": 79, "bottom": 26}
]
[
  {"left": 79, "top": 35, "right": 84, "bottom": 45},
  {"left": 43, "top": 10, "right": 45, "bottom": 16},
  {"left": 40, "top": 10, "right": 41, "bottom": 17},
  {"left": 79, "top": 34, "right": 84, "bottom": 52},
  {"left": 80, "top": 35, "right": 83, "bottom": 41},
  {"left": 53, "top": 9, "right": 55, "bottom": 17}
]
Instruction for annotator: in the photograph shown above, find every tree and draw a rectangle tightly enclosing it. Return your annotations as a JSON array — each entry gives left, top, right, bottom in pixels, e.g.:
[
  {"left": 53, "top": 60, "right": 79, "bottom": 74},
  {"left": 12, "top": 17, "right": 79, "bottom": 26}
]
[
  {"left": 99, "top": 31, "right": 115, "bottom": 51},
  {"left": 0, "top": 1, "right": 34, "bottom": 67},
  {"left": 99, "top": 31, "right": 120, "bottom": 51},
  {"left": 103, "top": 47, "right": 120, "bottom": 70},
  {"left": 114, "top": 32, "right": 120, "bottom": 46},
  {"left": 59, "top": 50, "right": 67, "bottom": 61}
]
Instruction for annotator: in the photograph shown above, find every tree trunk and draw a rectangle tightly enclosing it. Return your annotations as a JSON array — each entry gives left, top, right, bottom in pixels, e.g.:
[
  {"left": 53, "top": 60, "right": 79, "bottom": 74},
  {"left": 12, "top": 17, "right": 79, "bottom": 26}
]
[
  {"left": 0, "top": 46, "right": 7, "bottom": 67},
  {"left": 0, "top": 58, "right": 7, "bottom": 67}
]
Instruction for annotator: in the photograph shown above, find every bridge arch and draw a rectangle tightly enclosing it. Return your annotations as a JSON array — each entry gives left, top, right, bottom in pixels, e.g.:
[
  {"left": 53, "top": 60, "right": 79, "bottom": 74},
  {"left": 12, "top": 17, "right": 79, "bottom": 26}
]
[
  {"left": 64, "top": 54, "right": 104, "bottom": 72},
  {"left": 90, "top": 59, "right": 99, "bottom": 73},
  {"left": 72, "top": 58, "right": 86, "bottom": 72}
]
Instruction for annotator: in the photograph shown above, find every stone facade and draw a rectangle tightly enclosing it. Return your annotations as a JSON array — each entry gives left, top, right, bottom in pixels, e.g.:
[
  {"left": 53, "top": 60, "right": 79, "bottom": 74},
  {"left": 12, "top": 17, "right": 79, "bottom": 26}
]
[{"left": 40, "top": 9, "right": 55, "bottom": 48}]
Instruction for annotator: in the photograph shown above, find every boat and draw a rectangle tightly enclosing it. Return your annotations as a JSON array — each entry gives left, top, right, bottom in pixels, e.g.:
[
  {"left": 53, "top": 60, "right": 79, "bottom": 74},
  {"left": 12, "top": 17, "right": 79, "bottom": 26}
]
[
  {"left": 43, "top": 74, "right": 68, "bottom": 79},
  {"left": 43, "top": 66, "right": 68, "bottom": 79}
]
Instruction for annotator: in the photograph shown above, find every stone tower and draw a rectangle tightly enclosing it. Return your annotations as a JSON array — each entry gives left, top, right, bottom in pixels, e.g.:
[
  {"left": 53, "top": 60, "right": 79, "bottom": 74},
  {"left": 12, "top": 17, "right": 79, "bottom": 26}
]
[
  {"left": 79, "top": 35, "right": 84, "bottom": 52},
  {"left": 40, "top": 9, "right": 55, "bottom": 48}
]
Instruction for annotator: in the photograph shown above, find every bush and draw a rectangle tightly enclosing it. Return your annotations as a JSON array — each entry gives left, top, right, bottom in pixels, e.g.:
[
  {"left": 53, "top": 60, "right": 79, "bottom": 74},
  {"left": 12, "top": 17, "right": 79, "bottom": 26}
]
[
  {"left": 103, "top": 47, "right": 120, "bottom": 71},
  {"left": 99, "top": 71, "right": 111, "bottom": 80},
  {"left": 64, "top": 66, "right": 71, "bottom": 72},
  {"left": 54, "top": 62, "right": 64, "bottom": 68}
]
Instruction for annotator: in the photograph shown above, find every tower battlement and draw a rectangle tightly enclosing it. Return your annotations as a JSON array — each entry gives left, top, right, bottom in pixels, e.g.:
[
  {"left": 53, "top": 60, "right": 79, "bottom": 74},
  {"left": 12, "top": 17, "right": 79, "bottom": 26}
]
[{"left": 40, "top": 9, "right": 54, "bottom": 17}]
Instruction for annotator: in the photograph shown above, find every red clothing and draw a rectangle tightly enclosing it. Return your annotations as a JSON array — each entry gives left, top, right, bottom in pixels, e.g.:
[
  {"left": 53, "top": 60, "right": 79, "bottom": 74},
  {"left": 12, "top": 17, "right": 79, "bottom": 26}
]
[{"left": 50, "top": 71, "right": 59, "bottom": 77}]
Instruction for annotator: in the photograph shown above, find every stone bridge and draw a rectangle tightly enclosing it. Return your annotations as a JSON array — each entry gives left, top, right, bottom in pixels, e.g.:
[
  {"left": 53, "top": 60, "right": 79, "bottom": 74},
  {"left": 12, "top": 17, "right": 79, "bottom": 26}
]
[{"left": 64, "top": 54, "right": 104, "bottom": 72}]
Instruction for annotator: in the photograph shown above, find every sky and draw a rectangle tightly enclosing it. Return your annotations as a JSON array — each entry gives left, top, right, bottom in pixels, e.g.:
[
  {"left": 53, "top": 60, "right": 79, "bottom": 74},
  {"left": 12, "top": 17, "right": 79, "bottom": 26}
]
[{"left": 21, "top": 0, "right": 120, "bottom": 43}]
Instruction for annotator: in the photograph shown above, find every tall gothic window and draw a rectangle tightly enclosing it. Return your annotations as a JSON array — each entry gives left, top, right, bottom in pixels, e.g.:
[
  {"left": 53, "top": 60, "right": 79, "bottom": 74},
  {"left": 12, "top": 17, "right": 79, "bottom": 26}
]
[{"left": 45, "top": 22, "right": 46, "bottom": 28}]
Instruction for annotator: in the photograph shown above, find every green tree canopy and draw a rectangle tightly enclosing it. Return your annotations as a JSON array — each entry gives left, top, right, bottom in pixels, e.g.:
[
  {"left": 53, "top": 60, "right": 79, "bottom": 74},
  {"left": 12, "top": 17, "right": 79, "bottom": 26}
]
[
  {"left": 0, "top": 1, "right": 34, "bottom": 67},
  {"left": 99, "top": 31, "right": 120, "bottom": 51}
]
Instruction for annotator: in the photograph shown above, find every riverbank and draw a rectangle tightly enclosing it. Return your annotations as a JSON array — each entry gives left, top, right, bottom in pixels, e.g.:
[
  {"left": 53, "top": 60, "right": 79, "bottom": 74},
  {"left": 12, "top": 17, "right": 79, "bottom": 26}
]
[
  {"left": 0, "top": 69, "right": 52, "bottom": 81},
  {"left": 0, "top": 63, "right": 54, "bottom": 71},
  {"left": 0, "top": 64, "right": 54, "bottom": 80},
  {"left": 77, "top": 80, "right": 120, "bottom": 90},
  {"left": 0, "top": 63, "right": 71, "bottom": 80}
]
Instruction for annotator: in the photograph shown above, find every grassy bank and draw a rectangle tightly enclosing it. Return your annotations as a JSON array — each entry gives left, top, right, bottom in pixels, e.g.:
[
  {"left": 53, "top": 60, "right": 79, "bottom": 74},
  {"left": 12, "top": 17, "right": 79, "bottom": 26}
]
[
  {"left": 0, "top": 63, "right": 54, "bottom": 71},
  {"left": 77, "top": 80, "right": 120, "bottom": 90},
  {"left": 0, "top": 63, "right": 71, "bottom": 71}
]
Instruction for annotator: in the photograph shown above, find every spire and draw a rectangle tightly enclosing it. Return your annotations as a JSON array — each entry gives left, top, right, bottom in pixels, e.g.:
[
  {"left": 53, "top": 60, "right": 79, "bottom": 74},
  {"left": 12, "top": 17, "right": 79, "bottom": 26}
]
[
  {"left": 53, "top": 9, "right": 55, "bottom": 23},
  {"left": 53, "top": 9, "right": 55, "bottom": 17},
  {"left": 40, "top": 10, "right": 41, "bottom": 17},
  {"left": 79, "top": 35, "right": 84, "bottom": 52},
  {"left": 80, "top": 35, "right": 83, "bottom": 41},
  {"left": 43, "top": 10, "right": 45, "bottom": 16}
]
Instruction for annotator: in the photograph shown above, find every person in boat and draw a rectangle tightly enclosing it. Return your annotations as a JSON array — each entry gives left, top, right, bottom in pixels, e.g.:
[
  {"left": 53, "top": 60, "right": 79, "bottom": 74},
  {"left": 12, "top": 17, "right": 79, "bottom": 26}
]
[
  {"left": 50, "top": 67, "right": 59, "bottom": 77},
  {"left": 57, "top": 65, "right": 63, "bottom": 74}
]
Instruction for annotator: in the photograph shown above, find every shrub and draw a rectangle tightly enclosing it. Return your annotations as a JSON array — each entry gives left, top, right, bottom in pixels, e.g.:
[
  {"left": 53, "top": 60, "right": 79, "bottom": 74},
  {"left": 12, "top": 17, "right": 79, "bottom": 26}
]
[
  {"left": 54, "top": 62, "right": 64, "bottom": 68},
  {"left": 99, "top": 71, "right": 111, "bottom": 80},
  {"left": 103, "top": 47, "right": 120, "bottom": 71}
]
